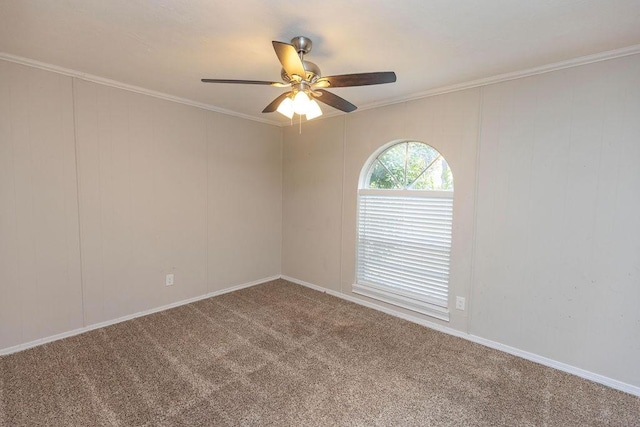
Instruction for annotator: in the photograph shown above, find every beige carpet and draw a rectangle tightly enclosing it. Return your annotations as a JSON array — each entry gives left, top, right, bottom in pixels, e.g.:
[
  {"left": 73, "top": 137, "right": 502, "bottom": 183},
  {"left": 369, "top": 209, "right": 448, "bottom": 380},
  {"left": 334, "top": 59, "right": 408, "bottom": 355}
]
[{"left": 1, "top": 279, "right": 638, "bottom": 426}]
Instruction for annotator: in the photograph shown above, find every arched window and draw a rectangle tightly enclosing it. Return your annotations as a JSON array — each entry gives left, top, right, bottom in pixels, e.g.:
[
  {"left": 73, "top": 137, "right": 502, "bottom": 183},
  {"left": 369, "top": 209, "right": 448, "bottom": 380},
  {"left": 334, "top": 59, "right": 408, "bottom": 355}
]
[{"left": 355, "top": 141, "right": 454, "bottom": 321}]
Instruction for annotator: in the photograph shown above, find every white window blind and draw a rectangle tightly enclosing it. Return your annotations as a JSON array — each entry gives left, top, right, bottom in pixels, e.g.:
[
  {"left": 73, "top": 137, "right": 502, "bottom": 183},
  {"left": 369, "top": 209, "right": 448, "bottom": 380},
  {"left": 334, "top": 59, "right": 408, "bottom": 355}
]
[{"left": 355, "top": 190, "right": 453, "bottom": 320}]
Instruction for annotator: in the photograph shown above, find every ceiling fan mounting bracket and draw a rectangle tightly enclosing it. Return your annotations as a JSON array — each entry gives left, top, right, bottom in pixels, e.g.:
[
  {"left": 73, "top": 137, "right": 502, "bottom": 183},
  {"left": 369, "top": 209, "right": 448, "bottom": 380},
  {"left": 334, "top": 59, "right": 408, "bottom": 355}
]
[{"left": 290, "top": 36, "right": 312, "bottom": 56}]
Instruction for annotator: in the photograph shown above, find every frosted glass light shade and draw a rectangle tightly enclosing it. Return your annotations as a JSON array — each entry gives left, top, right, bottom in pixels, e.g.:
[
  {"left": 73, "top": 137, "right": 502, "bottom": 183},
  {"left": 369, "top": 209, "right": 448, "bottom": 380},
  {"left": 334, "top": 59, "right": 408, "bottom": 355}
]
[
  {"left": 305, "top": 99, "right": 323, "bottom": 120},
  {"left": 292, "top": 91, "right": 310, "bottom": 114},
  {"left": 276, "top": 97, "right": 294, "bottom": 119}
]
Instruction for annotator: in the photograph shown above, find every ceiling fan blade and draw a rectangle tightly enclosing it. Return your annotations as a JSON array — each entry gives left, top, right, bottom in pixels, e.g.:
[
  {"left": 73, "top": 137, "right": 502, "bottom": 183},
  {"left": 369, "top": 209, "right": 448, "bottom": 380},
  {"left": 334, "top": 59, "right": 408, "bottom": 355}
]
[
  {"left": 313, "top": 89, "right": 357, "bottom": 113},
  {"left": 262, "top": 92, "right": 291, "bottom": 113},
  {"left": 201, "top": 79, "right": 288, "bottom": 87},
  {"left": 272, "top": 41, "right": 306, "bottom": 79},
  {"left": 316, "top": 72, "right": 397, "bottom": 88}
]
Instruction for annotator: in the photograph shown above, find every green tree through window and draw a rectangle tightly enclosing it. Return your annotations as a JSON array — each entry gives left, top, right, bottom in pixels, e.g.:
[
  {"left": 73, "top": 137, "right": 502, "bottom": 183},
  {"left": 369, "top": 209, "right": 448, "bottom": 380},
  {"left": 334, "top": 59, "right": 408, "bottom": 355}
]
[{"left": 368, "top": 142, "right": 453, "bottom": 190}]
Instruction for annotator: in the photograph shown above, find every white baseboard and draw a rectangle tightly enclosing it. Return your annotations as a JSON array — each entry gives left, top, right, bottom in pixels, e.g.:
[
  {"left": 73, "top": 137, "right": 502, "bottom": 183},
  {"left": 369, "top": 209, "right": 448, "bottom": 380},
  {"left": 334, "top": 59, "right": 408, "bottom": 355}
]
[
  {"left": 0, "top": 275, "right": 280, "bottom": 356},
  {"left": 281, "top": 275, "right": 640, "bottom": 397},
  {"left": 5, "top": 273, "right": 638, "bottom": 397}
]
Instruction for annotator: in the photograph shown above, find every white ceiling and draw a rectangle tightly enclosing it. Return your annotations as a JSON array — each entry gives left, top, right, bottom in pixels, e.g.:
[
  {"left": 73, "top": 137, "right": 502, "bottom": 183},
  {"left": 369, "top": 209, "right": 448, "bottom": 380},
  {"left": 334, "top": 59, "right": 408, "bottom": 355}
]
[{"left": 1, "top": 0, "right": 639, "bottom": 125}]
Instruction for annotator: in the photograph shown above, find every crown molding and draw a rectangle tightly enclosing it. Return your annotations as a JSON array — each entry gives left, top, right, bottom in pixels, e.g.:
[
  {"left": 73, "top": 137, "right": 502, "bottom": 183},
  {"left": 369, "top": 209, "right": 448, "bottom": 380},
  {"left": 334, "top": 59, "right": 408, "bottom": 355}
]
[
  {"left": 0, "top": 52, "right": 282, "bottom": 127},
  {"left": 3, "top": 44, "right": 640, "bottom": 127},
  {"left": 354, "top": 43, "right": 640, "bottom": 114}
]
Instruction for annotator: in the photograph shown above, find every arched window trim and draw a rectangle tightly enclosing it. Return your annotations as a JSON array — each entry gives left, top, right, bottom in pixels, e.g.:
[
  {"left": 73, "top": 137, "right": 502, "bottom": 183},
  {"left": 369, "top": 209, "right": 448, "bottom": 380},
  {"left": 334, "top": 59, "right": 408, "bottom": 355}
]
[
  {"left": 359, "top": 139, "right": 454, "bottom": 192},
  {"left": 359, "top": 139, "right": 406, "bottom": 189},
  {"left": 355, "top": 140, "right": 454, "bottom": 321}
]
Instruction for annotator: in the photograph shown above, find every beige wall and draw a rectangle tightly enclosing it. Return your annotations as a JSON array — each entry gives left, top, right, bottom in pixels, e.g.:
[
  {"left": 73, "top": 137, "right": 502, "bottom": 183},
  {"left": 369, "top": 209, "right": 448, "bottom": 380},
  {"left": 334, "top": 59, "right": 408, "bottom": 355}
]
[
  {"left": 207, "top": 114, "right": 282, "bottom": 290},
  {"left": 282, "top": 54, "right": 640, "bottom": 388},
  {"left": 282, "top": 117, "right": 345, "bottom": 290},
  {"left": 0, "top": 59, "right": 282, "bottom": 350},
  {"left": 0, "top": 62, "right": 83, "bottom": 347},
  {"left": 471, "top": 55, "right": 640, "bottom": 386}
]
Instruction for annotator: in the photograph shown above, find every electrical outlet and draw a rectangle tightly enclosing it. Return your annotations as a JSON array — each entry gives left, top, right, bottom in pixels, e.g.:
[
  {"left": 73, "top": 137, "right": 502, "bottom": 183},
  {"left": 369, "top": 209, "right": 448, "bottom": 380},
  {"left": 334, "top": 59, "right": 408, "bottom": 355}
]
[
  {"left": 455, "top": 296, "right": 465, "bottom": 311},
  {"left": 165, "top": 274, "right": 174, "bottom": 286}
]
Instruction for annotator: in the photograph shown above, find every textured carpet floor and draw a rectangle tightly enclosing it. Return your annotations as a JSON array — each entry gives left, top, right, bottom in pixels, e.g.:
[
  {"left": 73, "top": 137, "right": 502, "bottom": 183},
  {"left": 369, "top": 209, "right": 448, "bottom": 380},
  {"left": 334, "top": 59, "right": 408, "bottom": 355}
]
[{"left": 1, "top": 279, "right": 639, "bottom": 426}]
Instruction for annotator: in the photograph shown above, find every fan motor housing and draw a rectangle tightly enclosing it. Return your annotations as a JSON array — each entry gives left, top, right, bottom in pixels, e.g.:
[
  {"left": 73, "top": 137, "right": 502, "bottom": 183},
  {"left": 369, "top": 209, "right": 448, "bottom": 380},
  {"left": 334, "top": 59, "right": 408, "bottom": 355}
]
[{"left": 281, "top": 60, "right": 321, "bottom": 83}]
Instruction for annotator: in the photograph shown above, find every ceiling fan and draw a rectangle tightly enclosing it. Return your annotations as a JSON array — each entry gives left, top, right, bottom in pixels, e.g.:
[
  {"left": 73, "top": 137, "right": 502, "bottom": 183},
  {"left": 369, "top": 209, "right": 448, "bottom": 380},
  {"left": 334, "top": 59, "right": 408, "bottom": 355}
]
[{"left": 201, "top": 36, "right": 396, "bottom": 120}]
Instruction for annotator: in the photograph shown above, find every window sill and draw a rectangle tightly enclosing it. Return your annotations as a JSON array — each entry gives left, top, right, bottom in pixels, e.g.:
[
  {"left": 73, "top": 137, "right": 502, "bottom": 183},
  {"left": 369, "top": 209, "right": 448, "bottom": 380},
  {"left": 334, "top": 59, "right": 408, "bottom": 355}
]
[{"left": 352, "top": 283, "right": 450, "bottom": 322}]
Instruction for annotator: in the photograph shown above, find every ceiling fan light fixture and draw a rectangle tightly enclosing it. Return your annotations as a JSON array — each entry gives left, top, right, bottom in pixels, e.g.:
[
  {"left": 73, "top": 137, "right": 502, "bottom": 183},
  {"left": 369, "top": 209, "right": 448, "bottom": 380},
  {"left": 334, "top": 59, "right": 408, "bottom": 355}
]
[
  {"left": 276, "top": 96, "right": 294, "bottom": 119},
  {"left": 305, "top": 99, "right": 323, "bottom": 120},
  {"left": 292, "top": 90, "right": 311, "bottom": 115}
]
